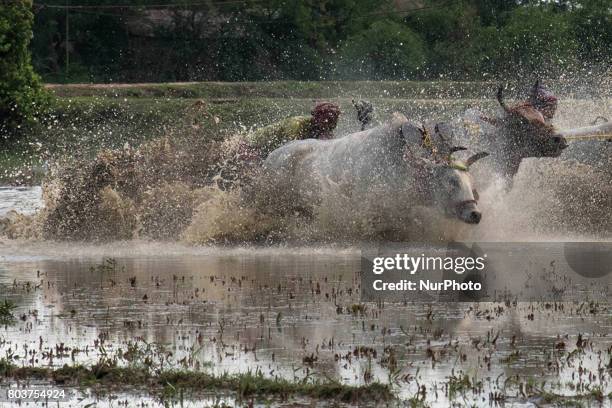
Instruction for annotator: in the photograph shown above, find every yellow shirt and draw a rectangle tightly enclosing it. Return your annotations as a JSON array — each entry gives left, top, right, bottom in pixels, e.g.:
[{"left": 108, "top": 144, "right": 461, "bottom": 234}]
[{"left": 248, "top": 116, "right": 313, "bottom": 154}]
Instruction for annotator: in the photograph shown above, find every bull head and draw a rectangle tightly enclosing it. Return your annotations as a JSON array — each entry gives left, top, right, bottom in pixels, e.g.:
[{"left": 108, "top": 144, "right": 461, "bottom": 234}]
[
  {"left": 408, "top": 148, "right": 489, "bottom": 224},
  {"left": 497, "top": 84, "right": 567, "bottom": 161}
]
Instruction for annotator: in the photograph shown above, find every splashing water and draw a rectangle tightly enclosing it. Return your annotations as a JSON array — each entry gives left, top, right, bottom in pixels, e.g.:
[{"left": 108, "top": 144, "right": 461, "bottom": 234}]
[{"left": 1, "top": 96, "right": 610, "bottom": 243}]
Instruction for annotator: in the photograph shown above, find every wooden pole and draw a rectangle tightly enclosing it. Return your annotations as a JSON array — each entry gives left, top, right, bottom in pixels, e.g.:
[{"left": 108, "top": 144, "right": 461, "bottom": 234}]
[{"left": 558, "top": 122, "right": 612, "bottom": 141}]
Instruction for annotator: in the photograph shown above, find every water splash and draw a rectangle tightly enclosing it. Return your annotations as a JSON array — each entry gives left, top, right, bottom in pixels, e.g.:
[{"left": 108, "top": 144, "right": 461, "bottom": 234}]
[{"left": 1, "top": 95, "right": 610, "bottom": 243}]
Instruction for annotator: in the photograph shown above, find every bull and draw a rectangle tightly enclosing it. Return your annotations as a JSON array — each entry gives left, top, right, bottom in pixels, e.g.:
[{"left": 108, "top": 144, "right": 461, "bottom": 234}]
[
  {"left": 461, "top": 82, "right": 611, "bottom": 181},
  {"left": 457, "top": 83, "right": 567, "bottom": 181},
  {"left": 260, "top": 113, "right": 489, "bottom": 226},
  {"left": 491, "top": 84, "right": 568, "bottom": 177}
]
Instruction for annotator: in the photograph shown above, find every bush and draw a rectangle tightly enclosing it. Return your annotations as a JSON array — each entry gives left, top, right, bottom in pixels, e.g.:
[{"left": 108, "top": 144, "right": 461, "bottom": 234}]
[
  {"left": 0, "top": 0, "right": 50, "bottom": 141},
  {"left": 338, "top": 20, "right": 426, "bottom": 80},
  {"left": 570, "top": 0, "right": 612, "bottom": 64},
  {"left": 493, "top": 6, "right": 579, "bottom": 78}
]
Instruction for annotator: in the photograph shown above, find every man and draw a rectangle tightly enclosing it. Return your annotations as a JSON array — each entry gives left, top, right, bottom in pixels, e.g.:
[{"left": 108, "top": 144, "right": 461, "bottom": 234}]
[
  {"left": 496, "top": 80, "right": 558, "bottom": 134},
  {"left": 247, "top": 102, "right": 341, "bottom": 155},
  {"left": 212, "top": 102, "right": 341, "bottom": 190},
  {"left": 528, "top": 80, "right": 558, "bottom": 124}
]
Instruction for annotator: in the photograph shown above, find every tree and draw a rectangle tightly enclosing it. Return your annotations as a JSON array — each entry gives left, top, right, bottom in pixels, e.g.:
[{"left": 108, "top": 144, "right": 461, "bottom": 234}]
[
  {"left": 570, "top": 0, "right": 611, "bottom": 64},
  {"left": 0, "top": 0, "right": 50, "bottom": 139},
  {"left": 472, "top": 0, "right": 519, "bottom": 27},
  {"left": 404, "top": 1, "right": 484, "bottom": 79},
  {"left": 244, "top": 0, "right": 394, "bottom": 79},
  {"left": 338, "top": 20, "right": 426, "bottom": 80},
  {"left": 493, "top": 5, "right": 579, "bottom": 78}
]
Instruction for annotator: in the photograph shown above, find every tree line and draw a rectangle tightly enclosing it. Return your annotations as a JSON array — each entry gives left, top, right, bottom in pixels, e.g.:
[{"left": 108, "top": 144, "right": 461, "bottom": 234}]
[
  {"left": 1, "top": 0, "right": 609, "bottom": 141},
  {"left": 30, "top": 0, "right": 611, "bottom": 83}
]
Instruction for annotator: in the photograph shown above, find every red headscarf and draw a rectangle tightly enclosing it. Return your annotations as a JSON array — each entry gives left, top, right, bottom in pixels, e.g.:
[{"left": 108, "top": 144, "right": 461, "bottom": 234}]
[
  {"left": 311, "top": 102, "right": 341, "bottom": 139},
  {"left": 528, "top": 81, "right": 558, "bottom": 120}
]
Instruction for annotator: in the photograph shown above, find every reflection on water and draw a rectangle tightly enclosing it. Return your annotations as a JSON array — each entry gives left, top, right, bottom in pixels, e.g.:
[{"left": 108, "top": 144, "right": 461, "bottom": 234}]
[{"left": 0, "top": 244, "right": 609, "bottom": 407}]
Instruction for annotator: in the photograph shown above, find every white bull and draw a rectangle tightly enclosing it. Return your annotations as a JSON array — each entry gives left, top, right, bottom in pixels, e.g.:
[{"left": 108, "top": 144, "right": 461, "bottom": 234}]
[{"left": 260, "top": 113, "right": 489, "bottom": 226}]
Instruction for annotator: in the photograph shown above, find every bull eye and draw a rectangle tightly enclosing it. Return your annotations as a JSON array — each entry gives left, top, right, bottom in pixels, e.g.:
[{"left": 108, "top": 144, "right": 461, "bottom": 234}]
[
  {"left": 449, "top": 178, "right": 460, "bottom": 189},
  {"left": 473, "top": 189, "right": 479, "bottom": 201}
]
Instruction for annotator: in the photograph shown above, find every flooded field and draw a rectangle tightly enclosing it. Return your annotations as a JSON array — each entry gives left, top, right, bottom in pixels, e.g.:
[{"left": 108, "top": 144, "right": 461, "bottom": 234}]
[
  {"left": 0, "top": 92, "right": 610, "bottom": 406},
  {"left": 0, "top": 236, "right": 610, "bottom": 406},
  {"left": 0, "top": 187, "right": 42, "bottom": 216},
  {"left": 3, "top": 0, "right": 612, "bottom": 401}
]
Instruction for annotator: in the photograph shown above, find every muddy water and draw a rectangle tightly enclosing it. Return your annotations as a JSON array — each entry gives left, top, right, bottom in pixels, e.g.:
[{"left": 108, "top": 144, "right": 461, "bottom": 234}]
[
  {"left": 0, "top": 239, "right": 610, "bottom": 407},
  {"left": 0, "top": 187, "right": 42, "bottom": 216},
  {"left": 1, "top": 90, "right": 611, "bottom": 407}
]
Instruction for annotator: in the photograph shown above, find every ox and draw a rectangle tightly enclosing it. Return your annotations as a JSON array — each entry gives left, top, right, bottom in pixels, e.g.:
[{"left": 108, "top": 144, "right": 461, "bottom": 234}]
[{"left": 259, "top": 113, "right": 489, "bottom": 226}]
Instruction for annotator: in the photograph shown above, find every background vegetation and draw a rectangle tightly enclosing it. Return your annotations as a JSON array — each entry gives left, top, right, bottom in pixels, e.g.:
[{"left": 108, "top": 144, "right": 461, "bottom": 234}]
[
  {"left": 30, "top": 0, "right": 611, "bottom": 83},
  {"left": 0, "top": 0, "right": 50, "bottom": 140},
  {"left": 0, "top": 0, "right": 610, "bottom": 182}
]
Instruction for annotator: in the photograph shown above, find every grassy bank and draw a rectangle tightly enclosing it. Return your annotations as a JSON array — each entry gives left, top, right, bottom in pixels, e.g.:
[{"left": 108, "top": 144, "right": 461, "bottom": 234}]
[
  {"left": 0, "top": 359, "right": 392, "bottom": 403},
  {"left": 1, "top": 89, "right": 496, "bottom": 184},
  {"left": 45, "top": 80, "right": 612, "bottom": 100},
  {"left": 47, "top": 80, "right": 497, "bottom": 100},
  {"left": 0, "top": 359, "right": 609, "bottom": 406},
  {"left": 43, "top": 95, "right": 491, "bottom": 149},
  {"left": 0, "top": 80, "right": 535, "bottom": 185}
]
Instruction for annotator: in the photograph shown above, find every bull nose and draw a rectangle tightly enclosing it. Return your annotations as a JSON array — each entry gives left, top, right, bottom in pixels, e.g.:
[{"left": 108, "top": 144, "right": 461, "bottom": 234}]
[{"left": 467, "top": 211, "right": 481, "bottom": 224}]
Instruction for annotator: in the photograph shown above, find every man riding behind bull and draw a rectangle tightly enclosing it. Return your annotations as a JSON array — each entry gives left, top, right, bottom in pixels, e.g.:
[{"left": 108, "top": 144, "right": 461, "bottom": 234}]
[
  {"left": 528, "top": 80, "right": 558, "bottom": 124},
  {"left": 497, "top": 80, "right": 559, "bottom": 132},
  {"left": 247, "top": 102, "right": 341, "bottom": 156},
  {"left": 214, "top": 102, "right": 341, "bottom": 190}
]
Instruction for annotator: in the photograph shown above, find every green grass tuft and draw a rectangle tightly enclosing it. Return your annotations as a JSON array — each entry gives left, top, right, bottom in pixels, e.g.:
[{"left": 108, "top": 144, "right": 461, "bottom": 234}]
[{"left": 0, "top": 360, "right": 393, "bottom": 402}]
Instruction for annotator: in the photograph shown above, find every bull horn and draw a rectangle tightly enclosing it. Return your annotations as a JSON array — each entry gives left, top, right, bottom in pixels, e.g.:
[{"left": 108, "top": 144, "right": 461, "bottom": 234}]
[
  {"left": 447, "top": 146, "right": 467, "bottom": 161},
  {"left": 497, "top": 86, "right": 510, "bottom": 112},
  {"left": 450, "top": 146, "right": 467, "bottom": 154},
  {"left": 466, "top": 152, "right": 489, "bottom": 167}
]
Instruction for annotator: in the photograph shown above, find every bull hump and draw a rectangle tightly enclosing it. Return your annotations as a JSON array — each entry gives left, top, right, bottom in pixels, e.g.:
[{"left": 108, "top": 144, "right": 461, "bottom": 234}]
[{"left": 390, "top": 112, "right": 409, "bottom": 130}]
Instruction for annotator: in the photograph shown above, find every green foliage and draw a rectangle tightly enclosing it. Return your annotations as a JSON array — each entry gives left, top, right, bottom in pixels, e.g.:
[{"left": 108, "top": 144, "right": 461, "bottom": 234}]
[
  {"left": 25, "top": 0, "right": 612, "bottom": 82},
  {"left": 339, "top": 20, "right": 426, "bottom": 79},
  {"left": 494, "top": 6, "right": 579, "bottom": 77},
  {"left": 0, "top": 360, "right": 394, "bottom": 402},
  {"left": 404, "top": 1, "right": 483, "bottom": 78},
  {"left": 570, "top": 0, "right": 612, "bottom": 64},
  {"left": 0, "top": 0, "right": 50, "bottom": 139}
]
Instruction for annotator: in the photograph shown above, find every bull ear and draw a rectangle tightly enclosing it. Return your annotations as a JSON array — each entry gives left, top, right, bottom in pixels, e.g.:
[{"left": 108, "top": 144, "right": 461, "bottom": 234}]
[{"left": 466, "top": 152, "right": 489, "bottom": 167}]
